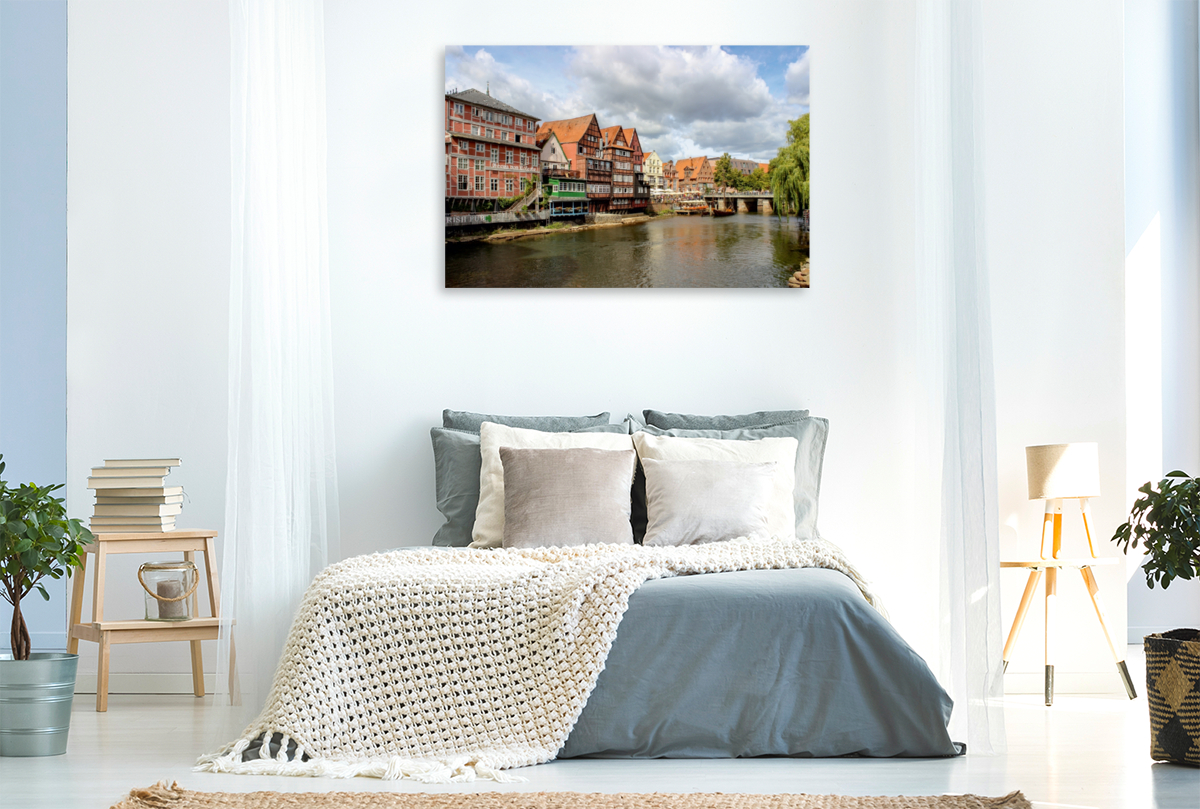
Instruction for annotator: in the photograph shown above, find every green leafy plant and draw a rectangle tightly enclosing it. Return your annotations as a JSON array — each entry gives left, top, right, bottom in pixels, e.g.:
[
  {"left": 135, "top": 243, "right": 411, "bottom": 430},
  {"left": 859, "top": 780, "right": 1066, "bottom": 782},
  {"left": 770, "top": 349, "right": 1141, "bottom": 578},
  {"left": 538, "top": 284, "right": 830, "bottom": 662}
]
[
  {"left": 1112, "top": 470, "right": 1200, "bottom": 590},
  {"left": 0, "top": 454, "right": 93, "bottom": 660}
]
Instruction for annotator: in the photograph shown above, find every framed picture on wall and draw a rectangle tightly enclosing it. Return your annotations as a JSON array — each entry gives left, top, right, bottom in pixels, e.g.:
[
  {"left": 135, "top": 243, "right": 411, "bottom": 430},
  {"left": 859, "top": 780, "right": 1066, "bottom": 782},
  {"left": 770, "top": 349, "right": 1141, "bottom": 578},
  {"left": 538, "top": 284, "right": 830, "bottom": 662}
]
[{"left": 443, "top": 46, "right": 810, "bottom": 289}]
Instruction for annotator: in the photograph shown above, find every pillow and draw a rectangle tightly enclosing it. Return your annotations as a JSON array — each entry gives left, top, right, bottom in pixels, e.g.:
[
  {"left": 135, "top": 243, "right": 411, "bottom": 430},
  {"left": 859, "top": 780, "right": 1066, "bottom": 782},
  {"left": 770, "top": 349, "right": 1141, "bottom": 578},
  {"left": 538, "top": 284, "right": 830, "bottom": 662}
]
[
  {"left": 471, "top": 423, "right": 636, "bottom": 548},
  {"left": 641, "top": 458, "right": 776, "bottom": 546},
  {"left": 642, "top": 409, "right": 810, "bottom": 431},
  {"left": 501, "top": 447, "right": 636, "bottom": 549},
  {"left": 641, "top": 417, "right": 829, "bottom": 540},
  {"left": 631, "top": 432, "right": 798, "bottom": 541},
  {"left": 443, "top": 409, "right": 611, "bottom": 433},
  {"left": 431, "top": 422, "right": 630, "bottom": 547}
]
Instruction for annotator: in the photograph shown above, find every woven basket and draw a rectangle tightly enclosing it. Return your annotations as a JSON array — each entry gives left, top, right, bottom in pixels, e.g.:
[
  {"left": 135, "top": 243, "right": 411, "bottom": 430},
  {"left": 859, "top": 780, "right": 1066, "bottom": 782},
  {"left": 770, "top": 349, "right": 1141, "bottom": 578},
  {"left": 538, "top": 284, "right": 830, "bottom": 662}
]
[{"left": 1145, "top": 629, "right": 1200, "bottom": 766}]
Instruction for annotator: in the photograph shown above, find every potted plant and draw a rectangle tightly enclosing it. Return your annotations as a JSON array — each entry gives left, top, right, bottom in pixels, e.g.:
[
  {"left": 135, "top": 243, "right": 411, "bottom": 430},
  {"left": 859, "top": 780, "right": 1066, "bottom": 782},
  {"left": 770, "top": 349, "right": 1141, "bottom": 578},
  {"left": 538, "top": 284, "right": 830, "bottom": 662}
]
[
  {"left": 1112, "top": 470, "right": 1200, "bottom": 767},
  {"left": 0, "top": 453, "right": 93, "bottom": 756}
]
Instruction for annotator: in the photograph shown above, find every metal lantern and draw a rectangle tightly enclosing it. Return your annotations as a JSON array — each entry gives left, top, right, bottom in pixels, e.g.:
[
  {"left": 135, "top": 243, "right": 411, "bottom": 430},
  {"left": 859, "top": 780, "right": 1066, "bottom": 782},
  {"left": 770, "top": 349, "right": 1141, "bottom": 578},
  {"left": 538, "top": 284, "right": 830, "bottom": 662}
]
[{"left": 138, "top": 560, "right": 198, "bottom": 621}]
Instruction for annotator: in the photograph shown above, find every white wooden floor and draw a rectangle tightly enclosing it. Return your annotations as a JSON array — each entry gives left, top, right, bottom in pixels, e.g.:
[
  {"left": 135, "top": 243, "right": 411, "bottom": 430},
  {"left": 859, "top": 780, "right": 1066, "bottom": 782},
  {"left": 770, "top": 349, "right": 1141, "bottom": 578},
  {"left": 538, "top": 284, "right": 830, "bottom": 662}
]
[{"left": 2, "top": 646, "right": 1196, "bottom": 809}]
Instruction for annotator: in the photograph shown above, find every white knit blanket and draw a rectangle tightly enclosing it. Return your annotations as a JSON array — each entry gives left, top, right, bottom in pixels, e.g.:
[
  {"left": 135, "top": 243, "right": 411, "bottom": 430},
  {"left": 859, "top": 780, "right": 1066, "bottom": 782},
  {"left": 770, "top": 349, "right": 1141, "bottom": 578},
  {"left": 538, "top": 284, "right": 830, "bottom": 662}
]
[{"left": 196, "top": 536, "right": 878, "bottom": 782}]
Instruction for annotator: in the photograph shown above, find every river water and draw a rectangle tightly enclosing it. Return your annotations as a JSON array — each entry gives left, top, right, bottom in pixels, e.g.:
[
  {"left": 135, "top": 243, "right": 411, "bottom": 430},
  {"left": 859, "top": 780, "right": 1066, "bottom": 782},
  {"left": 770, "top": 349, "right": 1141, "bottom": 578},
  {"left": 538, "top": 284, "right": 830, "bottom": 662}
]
[{"left": 444, "top": 212, "right": 809, "bottom": 288}]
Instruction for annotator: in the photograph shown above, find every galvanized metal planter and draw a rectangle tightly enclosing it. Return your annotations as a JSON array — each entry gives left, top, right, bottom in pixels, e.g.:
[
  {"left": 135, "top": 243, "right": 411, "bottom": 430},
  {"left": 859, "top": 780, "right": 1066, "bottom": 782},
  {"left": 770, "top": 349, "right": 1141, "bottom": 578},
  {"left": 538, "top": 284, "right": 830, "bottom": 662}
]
[{"left": 0, "top": 652, "right": 79, "bottom": 756}]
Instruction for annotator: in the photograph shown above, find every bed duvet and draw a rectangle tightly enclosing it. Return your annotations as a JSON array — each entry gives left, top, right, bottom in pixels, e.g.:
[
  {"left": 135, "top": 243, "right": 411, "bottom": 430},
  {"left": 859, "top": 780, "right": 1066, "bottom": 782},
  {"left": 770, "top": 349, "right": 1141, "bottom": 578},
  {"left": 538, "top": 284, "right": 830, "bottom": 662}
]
[{"left": 561, "top": 566, "right": 960, "bottom": 759}]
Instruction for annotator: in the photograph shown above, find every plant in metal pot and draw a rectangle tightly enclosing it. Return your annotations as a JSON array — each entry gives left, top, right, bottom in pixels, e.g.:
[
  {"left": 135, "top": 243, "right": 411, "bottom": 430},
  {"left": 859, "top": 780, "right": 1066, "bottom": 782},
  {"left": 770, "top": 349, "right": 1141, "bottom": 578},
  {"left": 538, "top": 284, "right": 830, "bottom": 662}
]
[
  {"left": 1112, "top": 470, "right": 1200, "bottom": 767},
  {"left": 0, "top": 453, "right": 93, "bottom": 756}
]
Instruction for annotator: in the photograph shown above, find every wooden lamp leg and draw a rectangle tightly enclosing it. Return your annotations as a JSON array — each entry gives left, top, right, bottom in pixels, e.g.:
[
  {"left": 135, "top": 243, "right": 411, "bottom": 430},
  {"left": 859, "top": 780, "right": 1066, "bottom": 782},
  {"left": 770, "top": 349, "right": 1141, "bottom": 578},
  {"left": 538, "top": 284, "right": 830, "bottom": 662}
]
[
  {"left": 1003, "top": 568, "right": 1044, "bottom": 673},
  {"left": 1045, "top": 566, "right": 1057, "bottom": 706},
  {"left": 1080, "top": 566, "right": 1137, "bottom": 699}
]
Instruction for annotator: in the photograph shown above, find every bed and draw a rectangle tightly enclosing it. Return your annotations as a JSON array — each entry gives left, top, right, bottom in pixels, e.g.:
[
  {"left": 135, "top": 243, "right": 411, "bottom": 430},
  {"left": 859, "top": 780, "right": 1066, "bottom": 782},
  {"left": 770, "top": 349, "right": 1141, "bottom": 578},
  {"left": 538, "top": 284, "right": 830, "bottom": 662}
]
[{"left": 199, "top": 408, "right": 961, "bottom": 781}]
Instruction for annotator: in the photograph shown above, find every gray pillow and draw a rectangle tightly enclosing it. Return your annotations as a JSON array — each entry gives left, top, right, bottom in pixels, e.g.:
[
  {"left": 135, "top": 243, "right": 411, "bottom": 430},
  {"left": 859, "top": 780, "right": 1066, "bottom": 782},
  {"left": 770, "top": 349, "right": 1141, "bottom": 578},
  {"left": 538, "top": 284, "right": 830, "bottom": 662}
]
[
  {"left": 431, "top": 422, "right": 631, "bottom": 547},
  {"left": 641, "top": 458, "right": 777, "bottom": 547},
  {"left": 500, "top": 447, "right": 636, "bottom": 549},
  {"left": 640, "top": 417, "right": 828, "bottom": 540},
  {"left": 443, "top": 409, "right": 611, "bottom": 433},
  {"left": 642, "top": 409, "right": 810, "bottom": 430}
]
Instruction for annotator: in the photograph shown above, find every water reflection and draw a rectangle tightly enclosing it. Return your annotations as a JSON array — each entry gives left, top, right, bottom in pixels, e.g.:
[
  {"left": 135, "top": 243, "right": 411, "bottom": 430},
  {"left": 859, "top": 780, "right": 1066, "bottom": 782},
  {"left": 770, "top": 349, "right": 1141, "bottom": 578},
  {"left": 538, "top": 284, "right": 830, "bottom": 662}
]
[{"left": 445, "top": 212, "right": 809, "bottom": 288}]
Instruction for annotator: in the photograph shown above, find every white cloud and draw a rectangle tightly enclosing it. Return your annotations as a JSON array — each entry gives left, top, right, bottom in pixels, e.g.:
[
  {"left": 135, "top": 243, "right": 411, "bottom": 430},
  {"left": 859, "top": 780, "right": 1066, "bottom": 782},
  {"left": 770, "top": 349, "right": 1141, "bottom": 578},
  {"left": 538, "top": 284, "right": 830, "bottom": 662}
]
[
  {"left": 444, "top": 46, "right": 806, "bottom": 163},
  {"left": 785, "top": 52, "right": 810, "bottom": 107}
]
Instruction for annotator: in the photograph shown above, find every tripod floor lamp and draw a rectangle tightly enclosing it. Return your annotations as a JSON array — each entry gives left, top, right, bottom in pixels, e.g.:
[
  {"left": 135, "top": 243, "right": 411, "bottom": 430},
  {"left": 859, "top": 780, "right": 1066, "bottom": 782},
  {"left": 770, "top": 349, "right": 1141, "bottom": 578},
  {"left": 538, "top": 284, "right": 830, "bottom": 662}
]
[{"left": 1001, "top": 442, "right": 1138, "bottom": 705}]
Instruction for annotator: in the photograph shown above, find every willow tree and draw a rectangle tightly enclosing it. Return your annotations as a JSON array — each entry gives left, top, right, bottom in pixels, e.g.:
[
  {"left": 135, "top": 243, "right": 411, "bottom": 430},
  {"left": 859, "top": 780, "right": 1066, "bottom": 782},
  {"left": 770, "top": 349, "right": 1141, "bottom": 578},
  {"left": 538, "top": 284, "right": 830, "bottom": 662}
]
[{"left": 769, "top": 113, "right": 810, "bottom": 223}]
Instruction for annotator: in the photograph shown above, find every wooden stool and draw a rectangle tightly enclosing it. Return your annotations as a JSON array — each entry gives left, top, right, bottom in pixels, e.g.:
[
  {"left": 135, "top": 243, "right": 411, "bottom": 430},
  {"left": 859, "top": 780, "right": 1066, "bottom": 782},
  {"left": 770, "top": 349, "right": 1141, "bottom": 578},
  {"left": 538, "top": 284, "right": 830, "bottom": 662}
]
[
  {"left": 1001, "top": 556, "right": 1135, "bottom": 705},
  {"left": 67, "top": 530, "right": 234, "bottom": 711}
]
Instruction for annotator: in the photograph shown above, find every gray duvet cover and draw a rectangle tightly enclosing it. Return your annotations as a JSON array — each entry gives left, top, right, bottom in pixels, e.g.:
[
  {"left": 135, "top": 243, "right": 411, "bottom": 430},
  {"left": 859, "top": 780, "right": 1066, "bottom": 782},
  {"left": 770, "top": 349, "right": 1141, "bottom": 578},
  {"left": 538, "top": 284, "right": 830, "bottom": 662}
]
[{"left": 559, "top": 567, "right": 960, "bottom": 759}]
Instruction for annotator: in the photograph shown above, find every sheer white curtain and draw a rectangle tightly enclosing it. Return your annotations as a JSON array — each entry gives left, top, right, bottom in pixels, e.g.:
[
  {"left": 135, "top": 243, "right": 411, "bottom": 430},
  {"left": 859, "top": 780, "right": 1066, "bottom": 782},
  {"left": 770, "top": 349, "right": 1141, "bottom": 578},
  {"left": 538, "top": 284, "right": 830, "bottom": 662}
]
[
  {"left": 216, "top": 0, "right": 339, "bottom": 719},
  {"left": 914, "top": 0, "right": 1006, "bottom": 754}
]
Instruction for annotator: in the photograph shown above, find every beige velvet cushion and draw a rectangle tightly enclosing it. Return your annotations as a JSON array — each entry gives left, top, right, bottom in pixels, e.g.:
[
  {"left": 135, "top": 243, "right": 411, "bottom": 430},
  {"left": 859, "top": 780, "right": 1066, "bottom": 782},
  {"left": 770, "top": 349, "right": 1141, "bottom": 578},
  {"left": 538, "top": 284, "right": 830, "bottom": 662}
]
[
  {"left": 471, "top": 422, "right": 636, "bottom": 549},
  {"left": 632, "top": 431, "right": 798, "bottom": 541},
  {"left": 500, "top": 447, "right": 637, "bottom": 549},
  {"left": 641, "top": 458, "right": 777, "bottom": 546}
]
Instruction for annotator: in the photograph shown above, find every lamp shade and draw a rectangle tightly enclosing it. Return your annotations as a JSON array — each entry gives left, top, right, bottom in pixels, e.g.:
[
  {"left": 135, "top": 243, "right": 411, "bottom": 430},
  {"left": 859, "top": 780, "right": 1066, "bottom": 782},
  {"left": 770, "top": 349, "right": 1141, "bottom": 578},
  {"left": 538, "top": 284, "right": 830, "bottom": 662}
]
[{"left": 1026, "top": 443, "right": 1101, "bottom": 500}]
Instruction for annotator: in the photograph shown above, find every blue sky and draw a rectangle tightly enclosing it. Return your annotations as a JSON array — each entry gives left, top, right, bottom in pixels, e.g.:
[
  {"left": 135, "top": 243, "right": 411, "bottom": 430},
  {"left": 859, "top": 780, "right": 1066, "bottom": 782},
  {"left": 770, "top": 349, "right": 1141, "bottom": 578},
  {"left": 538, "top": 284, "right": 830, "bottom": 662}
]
[{"left": 445, "top": 46, "right": 809, "bottom": 163}]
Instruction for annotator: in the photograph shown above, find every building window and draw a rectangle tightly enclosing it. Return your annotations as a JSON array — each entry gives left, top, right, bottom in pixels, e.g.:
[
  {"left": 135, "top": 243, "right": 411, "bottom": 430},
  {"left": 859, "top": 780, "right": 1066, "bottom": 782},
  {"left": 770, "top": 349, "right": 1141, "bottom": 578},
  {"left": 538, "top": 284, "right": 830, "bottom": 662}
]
[
  {"left": 506, "top": 179, "right": 514, "bottom": 193},
  {"left": 476, "top": 142, "right": 485, "bottom": 154},
  {"left": 471, "top": 125, "right": 480, "bottom": 135},
  {"left": 520, "top": 154, "right": 528, "bottom": 167},
  {"left": 514, "top": 117, "right": 522, "bottom": 128},
  {"left": 475, "top": 175, "right": 484, "bottom": 191},
  {"left": 458, "top": 174, "right": 468, "bottom": 190},
  {"left": 454, "top": 102, "right": 464, "bottom": 115},
  {"left": 532, "top": 156, "right": 538, "bottom": 167},
  {"left": 491, "top": 147, "right": 499, "bottom": 161},
  {"left": 491, "top": 178, "right": 498, "bottom": 192},
  {"left": 475, "top": 159, "right": 484, "bottom": 170},
  {"left": 457, "top": 157, "right": 468, "bottom": 169},
  {"left": 505, "top": 150, "right": 513, "bottom": 164},
  {"left": 528, "top": 121, "right": 535, "bottom": 131},
  {"left": 485, "top": 129, "right": 492, "bottom": 139}
]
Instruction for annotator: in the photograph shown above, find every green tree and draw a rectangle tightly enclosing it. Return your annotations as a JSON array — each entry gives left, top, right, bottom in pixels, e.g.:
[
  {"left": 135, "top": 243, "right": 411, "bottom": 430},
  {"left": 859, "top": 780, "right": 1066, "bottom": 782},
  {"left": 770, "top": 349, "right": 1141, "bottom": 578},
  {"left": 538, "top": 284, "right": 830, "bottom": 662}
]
[
  {"left": 769, "top": 113, "right": 810, "bottom": 221},
  {"left": 712, "top": 153, "right": 740, "bottom": 192},
  {"left": 747, "top": 167, "right": 769, "bottom": 192}
]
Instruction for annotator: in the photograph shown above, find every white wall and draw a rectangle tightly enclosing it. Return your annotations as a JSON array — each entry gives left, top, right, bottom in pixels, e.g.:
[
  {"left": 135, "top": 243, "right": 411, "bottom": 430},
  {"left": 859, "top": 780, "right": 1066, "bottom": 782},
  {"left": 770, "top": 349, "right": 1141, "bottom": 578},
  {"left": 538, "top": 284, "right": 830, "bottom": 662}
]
[
  {"left": 1123, "top": 0, "right": 1200, "bottom": 641},
  {"left": 65, "top": 0, "right": 1135, "bottom": 693},
  {"left": 66, "top": 0, "right": 230, "bottom": 688}
]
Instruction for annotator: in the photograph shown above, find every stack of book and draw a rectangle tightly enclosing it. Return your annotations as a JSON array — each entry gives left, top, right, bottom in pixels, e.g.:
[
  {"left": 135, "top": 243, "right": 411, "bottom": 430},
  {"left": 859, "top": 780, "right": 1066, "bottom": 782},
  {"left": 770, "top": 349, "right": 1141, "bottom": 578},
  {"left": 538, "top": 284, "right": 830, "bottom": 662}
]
[{"left": 87, "top": 459, "right": 183, "bottom": 533}]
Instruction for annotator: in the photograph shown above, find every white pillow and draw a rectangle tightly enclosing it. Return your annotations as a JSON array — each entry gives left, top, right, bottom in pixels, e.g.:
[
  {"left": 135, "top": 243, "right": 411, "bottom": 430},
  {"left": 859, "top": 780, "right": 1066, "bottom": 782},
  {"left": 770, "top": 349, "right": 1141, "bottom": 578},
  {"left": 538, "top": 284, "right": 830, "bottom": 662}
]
[
  {"left": 470, "top": 422, "right": 635, "bottom": 549},
  {"left": 632, "top": 431, "right": 798, "bottom": 541},
  {"left": 641, "top": 458, "right": 777, "bottom": 546}
]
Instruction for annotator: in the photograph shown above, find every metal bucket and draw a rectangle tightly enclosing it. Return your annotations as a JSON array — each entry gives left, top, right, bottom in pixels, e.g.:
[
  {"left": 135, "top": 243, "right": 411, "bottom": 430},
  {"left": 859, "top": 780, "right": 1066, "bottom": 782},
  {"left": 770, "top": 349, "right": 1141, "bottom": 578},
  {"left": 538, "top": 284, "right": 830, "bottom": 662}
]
[{"left": 0, "top": 652, "right": 79, "bottom": 756}]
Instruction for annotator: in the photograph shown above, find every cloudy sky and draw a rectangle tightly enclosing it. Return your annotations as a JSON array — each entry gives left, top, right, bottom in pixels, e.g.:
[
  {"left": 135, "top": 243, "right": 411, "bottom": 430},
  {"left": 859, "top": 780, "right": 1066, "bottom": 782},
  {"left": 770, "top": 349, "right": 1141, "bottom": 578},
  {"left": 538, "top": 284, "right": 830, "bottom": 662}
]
[{"left": 445, "top": 46, "right": 809, "bottom": 163}]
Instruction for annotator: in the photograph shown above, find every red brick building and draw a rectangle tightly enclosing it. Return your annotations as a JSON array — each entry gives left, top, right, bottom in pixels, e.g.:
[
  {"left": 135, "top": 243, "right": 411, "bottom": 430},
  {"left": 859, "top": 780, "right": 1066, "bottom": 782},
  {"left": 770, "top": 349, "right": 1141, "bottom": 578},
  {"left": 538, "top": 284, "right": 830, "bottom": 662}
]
[
  {"left": 445, "top": 89, "right": 542, "bottom": 209},
  {"left": 621, "top": 127, "right": 650, "bottom": 211},
  {"left": 662, "top": 159, "right": 677, "bottom": 191},
  {"left": 600, "top": 126, "right": 636, "bottom": 211},
  {"left": 538, "top": 114, "right": 612, "bottom": 213},
  {"left": 675, "top": 156, "right": 714, "bottom": 192}
]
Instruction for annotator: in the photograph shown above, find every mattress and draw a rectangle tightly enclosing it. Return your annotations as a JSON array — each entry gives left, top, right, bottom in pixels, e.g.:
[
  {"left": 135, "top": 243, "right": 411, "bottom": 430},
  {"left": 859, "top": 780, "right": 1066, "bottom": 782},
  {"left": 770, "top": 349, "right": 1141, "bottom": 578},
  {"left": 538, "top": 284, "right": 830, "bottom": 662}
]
[{"left": 559, "top": 567, "right": 960, "bottom": 759}]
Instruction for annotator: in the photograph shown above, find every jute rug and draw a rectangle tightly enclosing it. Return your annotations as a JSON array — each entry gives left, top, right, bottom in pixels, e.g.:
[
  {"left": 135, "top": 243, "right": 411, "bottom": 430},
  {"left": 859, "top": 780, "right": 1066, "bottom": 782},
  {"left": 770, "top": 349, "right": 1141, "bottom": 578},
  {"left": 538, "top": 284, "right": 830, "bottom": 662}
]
[{"left": 111, "top": 781, "right": 1032, "bottom": 809}]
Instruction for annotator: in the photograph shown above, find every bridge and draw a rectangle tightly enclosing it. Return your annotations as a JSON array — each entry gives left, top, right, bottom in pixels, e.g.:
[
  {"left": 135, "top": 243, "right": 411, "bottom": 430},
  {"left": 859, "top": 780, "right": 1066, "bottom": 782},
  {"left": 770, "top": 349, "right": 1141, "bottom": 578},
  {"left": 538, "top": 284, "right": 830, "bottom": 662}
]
[{"left": 700, "top": 191, "right": 775, "bottom": 214}]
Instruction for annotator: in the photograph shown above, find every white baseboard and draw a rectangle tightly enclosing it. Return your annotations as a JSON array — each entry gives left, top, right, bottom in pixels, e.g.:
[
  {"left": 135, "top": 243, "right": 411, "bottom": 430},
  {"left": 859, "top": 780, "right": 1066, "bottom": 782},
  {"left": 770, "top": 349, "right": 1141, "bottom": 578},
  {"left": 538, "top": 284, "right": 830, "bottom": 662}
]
[
  {"left": 1004, "top": 671, "right": 1127, "bottom": 695},
  {"left": 74, "top": 671, "right": 218, "bottom": 695}
]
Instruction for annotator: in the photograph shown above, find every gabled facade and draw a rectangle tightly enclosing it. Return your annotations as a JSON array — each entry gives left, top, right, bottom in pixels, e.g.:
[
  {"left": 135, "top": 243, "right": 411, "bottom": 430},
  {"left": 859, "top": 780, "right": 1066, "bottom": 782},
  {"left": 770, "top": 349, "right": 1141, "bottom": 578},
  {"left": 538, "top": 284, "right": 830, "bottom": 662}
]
[
  {"left": 539, "top": 114, "right": 612, "bottom": 213},
  {"left": 662, "top": 159, "right": 677, "bottom": 191},
  {"left": 537, "top": 131, "right": 570, "bottom": 173},
  {"left": 445, "top": 88, "right": 541, "bottom": 206},
  {"left": 621, "top": 127, "right": 649, "bottom": 210},
  {"left": 675, "top": 156, "right": 713, "bottom": 193},
  {"left": 643, "top": 151, "right": 664, "bottom": 189},
  {"left": 601, "top": 127, "right": 636, "bottom": 210}
]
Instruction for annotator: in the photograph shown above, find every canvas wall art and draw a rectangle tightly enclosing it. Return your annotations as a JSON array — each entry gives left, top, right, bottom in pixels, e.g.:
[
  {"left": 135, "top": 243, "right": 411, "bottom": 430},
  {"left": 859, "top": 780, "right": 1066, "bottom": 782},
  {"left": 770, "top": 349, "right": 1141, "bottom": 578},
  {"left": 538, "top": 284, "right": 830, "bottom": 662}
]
[{"left": 444, "top": 46, "right": 810, "bottom": 289}]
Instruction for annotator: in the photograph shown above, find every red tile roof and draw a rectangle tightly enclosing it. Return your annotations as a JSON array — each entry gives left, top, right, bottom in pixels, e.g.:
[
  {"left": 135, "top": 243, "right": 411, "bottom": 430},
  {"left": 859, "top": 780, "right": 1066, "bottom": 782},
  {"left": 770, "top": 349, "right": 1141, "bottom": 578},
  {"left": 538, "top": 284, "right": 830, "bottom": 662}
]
[{"left": 537, "top": 114, "right": 597, "bottom": 146}]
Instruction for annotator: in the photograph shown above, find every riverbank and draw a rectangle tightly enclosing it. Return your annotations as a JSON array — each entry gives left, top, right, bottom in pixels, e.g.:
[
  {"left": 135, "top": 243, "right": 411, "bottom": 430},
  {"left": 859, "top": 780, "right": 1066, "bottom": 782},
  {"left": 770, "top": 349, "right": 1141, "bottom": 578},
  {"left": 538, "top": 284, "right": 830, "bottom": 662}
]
[{"left": 445, "top": 212, "right": 668, "bottom": 244}]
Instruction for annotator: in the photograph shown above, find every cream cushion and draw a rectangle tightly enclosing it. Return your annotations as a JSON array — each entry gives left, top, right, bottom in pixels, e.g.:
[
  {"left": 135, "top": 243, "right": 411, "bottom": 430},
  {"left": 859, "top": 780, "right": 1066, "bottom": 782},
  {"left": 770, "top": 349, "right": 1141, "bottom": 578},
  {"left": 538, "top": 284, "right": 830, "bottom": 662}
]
[
  {"left": 470, "top": 422, "right": 635, "bottom": 549},
  {"left": 501, "top": 447, "right": 637, "bottom": 548},
  {"left": 641, "top": 458, "right": 777, "bottom": 546},
  {"left": 632, "top": 431, "right": 798, "bottom": 541}
]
